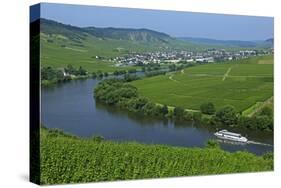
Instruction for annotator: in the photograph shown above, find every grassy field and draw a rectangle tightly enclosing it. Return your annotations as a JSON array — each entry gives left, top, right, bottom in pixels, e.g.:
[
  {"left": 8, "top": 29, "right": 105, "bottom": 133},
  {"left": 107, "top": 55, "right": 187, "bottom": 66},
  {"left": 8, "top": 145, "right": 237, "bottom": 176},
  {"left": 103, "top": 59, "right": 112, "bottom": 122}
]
[
  {"left": 40, "top": 128, "right": 273, "bottom": 185},
  {"left": 132, "top": 56, "right": 273, "bottom": 112}
]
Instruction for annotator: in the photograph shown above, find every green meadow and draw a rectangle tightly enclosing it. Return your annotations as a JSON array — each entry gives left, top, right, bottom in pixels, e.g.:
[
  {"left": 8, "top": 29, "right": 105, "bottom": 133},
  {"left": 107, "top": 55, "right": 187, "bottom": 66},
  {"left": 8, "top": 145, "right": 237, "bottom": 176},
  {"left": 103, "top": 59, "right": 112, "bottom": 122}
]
[{"left": 132, "top": 56, "right": 273, "bottom": 112}]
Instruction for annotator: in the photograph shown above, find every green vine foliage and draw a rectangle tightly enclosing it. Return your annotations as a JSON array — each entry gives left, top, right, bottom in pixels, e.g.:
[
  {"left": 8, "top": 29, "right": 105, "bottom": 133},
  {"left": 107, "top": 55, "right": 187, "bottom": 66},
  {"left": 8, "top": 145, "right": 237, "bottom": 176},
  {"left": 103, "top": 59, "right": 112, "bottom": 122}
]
[{"left": 40, "top": 128, "right": 273, "bottom": 185}]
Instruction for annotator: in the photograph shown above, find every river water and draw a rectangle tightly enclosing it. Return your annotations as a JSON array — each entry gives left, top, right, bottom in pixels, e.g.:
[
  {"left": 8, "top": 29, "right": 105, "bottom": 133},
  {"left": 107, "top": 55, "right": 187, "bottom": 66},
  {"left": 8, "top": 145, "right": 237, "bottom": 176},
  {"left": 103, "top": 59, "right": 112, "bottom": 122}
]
[{"left": 41, "top": 78, "right": 273, "bottom": 155}]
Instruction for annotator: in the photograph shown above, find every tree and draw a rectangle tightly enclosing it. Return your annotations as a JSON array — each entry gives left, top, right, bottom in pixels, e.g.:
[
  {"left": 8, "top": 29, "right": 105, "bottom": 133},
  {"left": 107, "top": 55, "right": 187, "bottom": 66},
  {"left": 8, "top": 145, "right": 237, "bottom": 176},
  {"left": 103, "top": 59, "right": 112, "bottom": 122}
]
[
  {"left": 124, "top": 74, "right": 139, "bottom": 82},
  {"left": 215, "top": 105, "right": 237, "bottom": 125},
  {"left": 143, "top": 102, "right": 157, "bottom": 115},
  {"left": 105, "top": 91, "right": 120, "bottom": 105},
  {"left": 193, "top": 111, "right": 202, "bottom": 121},
  {"left": 183, "top": 111, "right": 193, "bottom": 121},
  {"left": 92, "top": 72, "right": 97, "bottom": 78},
  {"left": 256, "top": 115, "right": 272, "bottom": 130},
  {"left": 154, "top": 105, "right": 164, "bottom": 116},
  {"left": 162, "top": 105, "right": 169, "bottom": 115},
  {"left": 97, "top": 70, "right": 103, "bottom": 78},
  {"left": 259, "top": 106, "right": 273, "bottom": 117},
  {"left": 128, "top": 97, "right": 149, "bottom": 111},
  {"left": 238, "top": 116, "right": 254, "bottom": 129},
  {"left": 200, "top": 102, "right": 216, "bottom": 115},
  {"left": 115, "top": 87, "right": 137, "bottom": 99},
  {"left": 78, "top": 66, "right": 87, "bottom": 75},
  {"left": 169, "top": 64, "right": 176, "bottom": 71},
  {"left": 173, "top": 107, "right": 185, "bottom": 119},
  {"left": 41, "top": 67, "right": 56, "bottom": 80},
  {"left": 128, "top": 69, "right": 137, "bottom": 74},
  {"left": 120, "top": 70, "right": 127, "bottom": 75},
  {"left": 113, "top": 70, "right": 119, "bottom": 76},
  {"left": 238, "top": 115, "right": 273, "bottom": 131},
  {"left": 56, "top": 70, "right": 65, "bottom": 81},
  {"left": 65, "top": 64, "right": 76, "bottom": 75}
]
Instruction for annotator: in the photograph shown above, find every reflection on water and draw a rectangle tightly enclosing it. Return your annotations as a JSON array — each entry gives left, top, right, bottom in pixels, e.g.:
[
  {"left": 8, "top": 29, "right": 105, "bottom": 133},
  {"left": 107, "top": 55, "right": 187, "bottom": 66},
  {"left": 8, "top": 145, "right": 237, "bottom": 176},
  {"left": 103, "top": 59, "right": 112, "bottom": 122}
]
[
  {"left": 41, "top": 78, "right": 273, "bottom": 155},
  {"left": 217, "top": 139, "right": 248, "bottom": 146}
]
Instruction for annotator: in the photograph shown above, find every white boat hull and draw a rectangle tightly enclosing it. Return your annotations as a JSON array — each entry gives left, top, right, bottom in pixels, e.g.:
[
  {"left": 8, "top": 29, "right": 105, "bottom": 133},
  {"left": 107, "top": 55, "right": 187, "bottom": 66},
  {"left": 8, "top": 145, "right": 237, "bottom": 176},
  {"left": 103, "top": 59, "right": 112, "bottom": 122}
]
[
  {"left": 214, "top": 130, "right": 248, "bottom": 143},
  {"left": 215, "top": 134, "right": 248, "bottom": 143}
]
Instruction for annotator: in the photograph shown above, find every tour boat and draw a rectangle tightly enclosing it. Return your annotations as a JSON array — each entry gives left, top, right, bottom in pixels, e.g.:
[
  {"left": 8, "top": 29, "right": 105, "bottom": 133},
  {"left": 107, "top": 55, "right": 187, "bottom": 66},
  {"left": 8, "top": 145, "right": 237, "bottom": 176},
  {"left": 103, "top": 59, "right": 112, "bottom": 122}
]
[{"left": 214, "top": 130, "right": 248, "bottom": 143}]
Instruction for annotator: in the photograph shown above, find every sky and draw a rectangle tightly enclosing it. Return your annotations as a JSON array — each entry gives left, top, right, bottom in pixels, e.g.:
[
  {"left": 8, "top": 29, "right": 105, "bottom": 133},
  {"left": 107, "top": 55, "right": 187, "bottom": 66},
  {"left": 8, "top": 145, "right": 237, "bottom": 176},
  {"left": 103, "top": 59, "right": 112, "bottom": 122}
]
[{"left": 32, "top": 3, "right": 273, "bottom": 41}]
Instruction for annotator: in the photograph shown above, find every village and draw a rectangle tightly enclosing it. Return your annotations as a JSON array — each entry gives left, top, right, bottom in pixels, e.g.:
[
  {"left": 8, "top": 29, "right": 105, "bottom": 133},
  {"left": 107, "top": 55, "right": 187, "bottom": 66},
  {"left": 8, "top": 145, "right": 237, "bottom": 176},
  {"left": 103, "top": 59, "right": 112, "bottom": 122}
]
[{"left": 101, "top": 48, "right": 274, "bottom": 67}]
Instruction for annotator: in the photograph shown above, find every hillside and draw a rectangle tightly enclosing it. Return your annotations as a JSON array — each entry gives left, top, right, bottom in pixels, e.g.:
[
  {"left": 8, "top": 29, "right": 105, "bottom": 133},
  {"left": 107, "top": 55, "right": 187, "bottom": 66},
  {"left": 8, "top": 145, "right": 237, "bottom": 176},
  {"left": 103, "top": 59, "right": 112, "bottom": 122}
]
[
  {"left": 35, "top": 18, "right": 273, "bottom": 72},
  {"left": 132, "top": 55, "right": 273, "bottom": 112},
  {"left": 178, "top": 37, "right": 274, "bottom": 48},
  {"left": 84, "top": 27, "right": 171, "bottom": 43},
  {"left": 40, "top": 18, "right": 173, "bottom": 43},
  {"left": 37, "top": 18, "right": 200, "bottom": 72},
  {"left": 40, "top": 127, "right": 273, "bottom": 184}
]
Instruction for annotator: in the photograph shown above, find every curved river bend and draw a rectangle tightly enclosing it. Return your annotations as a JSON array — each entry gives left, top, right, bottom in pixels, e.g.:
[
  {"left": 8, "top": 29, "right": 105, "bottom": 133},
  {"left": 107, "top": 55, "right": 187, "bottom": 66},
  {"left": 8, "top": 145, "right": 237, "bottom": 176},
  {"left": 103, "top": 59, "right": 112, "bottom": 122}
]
[{"left": 41, "top": 78, "right": 273, "bottom": 155}]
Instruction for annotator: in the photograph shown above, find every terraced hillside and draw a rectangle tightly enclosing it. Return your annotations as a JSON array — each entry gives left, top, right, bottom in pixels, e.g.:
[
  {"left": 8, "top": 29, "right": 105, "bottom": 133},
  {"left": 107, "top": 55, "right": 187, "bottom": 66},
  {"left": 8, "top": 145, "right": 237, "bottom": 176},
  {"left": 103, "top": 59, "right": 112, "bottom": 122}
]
[{"left": 132, "top": 56, "right": 273, "bottom": 112}]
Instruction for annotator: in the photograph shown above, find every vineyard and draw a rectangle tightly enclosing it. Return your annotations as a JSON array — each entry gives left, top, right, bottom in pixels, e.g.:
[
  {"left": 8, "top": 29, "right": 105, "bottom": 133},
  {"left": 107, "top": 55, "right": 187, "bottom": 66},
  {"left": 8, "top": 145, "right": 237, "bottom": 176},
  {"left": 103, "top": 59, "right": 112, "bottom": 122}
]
[
  {"left": 132, "top": 55, "right": 273, "bottom": 112},
  {"left": 40, "top": 128, "right": 273, "bottom": 185}
]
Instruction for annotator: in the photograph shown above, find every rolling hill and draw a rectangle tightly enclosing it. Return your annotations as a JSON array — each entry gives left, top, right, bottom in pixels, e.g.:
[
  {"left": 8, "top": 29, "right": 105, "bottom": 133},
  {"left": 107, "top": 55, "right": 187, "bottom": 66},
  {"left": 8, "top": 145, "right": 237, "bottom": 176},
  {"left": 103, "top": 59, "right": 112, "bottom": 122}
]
[
  {"left": 37, "top": 18, "right": 203, "bottom": 72},
  {"left": 40, "top": 18, "right": 173, "bottom": 44},
  {"left": 84, "top": 27, "right": 171, "bottom": 43},
  {"left": 132, "top": 55, "right": 273, "bottom": 112},
  {"left": 34, "top": 18, "right": 273, "bottom": 72},
  {"left": 178, "top": 37, "right": 274, "bottom": 48}
]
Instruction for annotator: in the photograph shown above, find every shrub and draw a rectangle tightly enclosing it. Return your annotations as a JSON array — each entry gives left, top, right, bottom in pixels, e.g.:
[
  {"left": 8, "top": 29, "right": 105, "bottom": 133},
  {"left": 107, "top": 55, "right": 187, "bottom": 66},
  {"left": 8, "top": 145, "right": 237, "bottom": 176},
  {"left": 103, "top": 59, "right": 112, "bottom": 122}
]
[
  {"left": 192, "top": 111, "right": 202, "bottom": 121},
  {"left": 256, "top": 115, "right": 272, "bottom": 131},
  {"left": 259, "top": 106, "right": 273, "bottom": 117},
  {"left": 216, "top": 105, "right": 237, "bottom": 125},
  {"left": 173, "top": 107, "right": 185, "bottom": 119},
  {"left": 92, "top": 72, "right": 97, "bottom": 78},
  {"left": 161, "top": 105, "right": 169, "bottom": 116},
  {"left": 238, "top": 115, "right": 273, "bottom": 131},
  {"left": 183, "top": 111, "right": 193, "bottom": 121},
  {"left": 200, "top": 102, "right": 216, "bottom": 115}
]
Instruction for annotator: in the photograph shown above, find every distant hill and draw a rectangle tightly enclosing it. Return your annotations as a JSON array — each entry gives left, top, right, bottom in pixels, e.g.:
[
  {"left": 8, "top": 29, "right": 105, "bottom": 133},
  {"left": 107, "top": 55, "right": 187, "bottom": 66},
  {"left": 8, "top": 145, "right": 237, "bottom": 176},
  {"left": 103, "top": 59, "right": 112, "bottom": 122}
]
[
  {"left": 39, "top": 18, "right": 273, "bottom": 49},
  {"left": 178, "top": 37, "right": 273, "bottom": 48},
  {"left": 40, "top": 18, "right": 172, "bottom": 44},
  {"left": 35, "top": 18, "right": 201, "bottom": 72},
  {"left": 85, "top": 27, "right": 171, "bottom": 43},
  {"left": 265, "top": 38, "right": 274, "bottom": 44},
  {"left": 33, "top": 18, "right": 273, "bottom": 73}
]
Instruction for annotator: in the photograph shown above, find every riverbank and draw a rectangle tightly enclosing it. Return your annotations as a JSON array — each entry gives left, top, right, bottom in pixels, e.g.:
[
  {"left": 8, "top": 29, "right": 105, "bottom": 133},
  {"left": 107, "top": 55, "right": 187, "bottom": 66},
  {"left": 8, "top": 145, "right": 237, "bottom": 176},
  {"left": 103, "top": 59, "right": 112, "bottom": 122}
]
[
  {"left": 40, "top": 127, "right": 273, "bottom": 185},
  {"left": 94, "top": 78, "right": 273, "bottom": 132},
  {"left": 41, "top": 78, "right": 273, "bottom": 155}
]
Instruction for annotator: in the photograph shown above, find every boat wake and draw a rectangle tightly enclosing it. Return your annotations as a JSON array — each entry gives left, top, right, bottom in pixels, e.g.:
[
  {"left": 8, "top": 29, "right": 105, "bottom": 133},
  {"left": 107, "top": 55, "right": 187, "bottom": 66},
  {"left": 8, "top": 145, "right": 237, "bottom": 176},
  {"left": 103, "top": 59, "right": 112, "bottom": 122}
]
[
  {"left": 247, "top": 140, "right": 273, "bottom": 147},
  {"left": 214, "top": 130, "right": 273, "bottom": 147}
]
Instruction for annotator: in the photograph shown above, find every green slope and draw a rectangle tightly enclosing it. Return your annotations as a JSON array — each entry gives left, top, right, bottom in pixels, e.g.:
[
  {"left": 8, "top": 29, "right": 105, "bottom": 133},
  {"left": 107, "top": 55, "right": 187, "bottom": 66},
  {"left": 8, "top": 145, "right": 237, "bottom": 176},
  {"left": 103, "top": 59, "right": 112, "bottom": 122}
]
[
  {"left": 38, "top": 18, "right": 204, "bottom": 72},
  {"left": 132, "top": 56, "right": 273, "bottom": 112},
  {"left": 38, "top": 18, "right": 272, "bottom": 73},
  {"left": 40, "top": 128, "right": 273, "bottom": 184}
]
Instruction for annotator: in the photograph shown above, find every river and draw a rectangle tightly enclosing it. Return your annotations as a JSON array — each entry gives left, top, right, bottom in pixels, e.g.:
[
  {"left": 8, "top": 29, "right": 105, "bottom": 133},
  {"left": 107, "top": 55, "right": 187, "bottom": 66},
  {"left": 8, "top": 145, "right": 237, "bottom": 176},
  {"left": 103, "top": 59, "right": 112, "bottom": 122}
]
[{"left": 41, "top": 77, "right": 273, "bottom": 155}]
